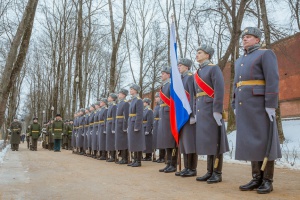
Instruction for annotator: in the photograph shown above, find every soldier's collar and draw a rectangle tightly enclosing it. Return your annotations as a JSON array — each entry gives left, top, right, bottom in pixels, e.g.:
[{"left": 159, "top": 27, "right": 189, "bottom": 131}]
[
  {"left": 162, "top": 78, "right": 170, "bottom": 85},
  {"left": 198, "top": 60, "right": 210, "bottom": 69},
  {"left": 181, "top": 70, "right": 190, "bottom": 78},
  {"left": 244, "top": 44, "right": 260, "bottom": 54},
  {"left": 144, "top": 105, "right": 150, "bottom": 110}
]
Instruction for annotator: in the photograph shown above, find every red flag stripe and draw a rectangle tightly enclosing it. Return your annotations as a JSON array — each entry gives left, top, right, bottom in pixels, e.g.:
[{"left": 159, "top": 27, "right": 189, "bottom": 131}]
[{"left": 160, "top": 89, "right": 171, "bottom": 106}]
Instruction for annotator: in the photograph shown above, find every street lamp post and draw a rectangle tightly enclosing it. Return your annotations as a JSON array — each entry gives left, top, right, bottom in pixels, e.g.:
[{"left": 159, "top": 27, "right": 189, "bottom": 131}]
[
  {"left": 75, "top": 75, "right": 79, "bottom": 110},
  {"left": 51, "top": 106, "right": 54, "bottom": 119}
]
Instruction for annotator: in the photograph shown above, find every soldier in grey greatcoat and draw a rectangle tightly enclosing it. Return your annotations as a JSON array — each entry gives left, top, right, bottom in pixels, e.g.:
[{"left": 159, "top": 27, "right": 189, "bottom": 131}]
[
  {"left": 98, "top": 98, "right": 108, "bottom": 160},
  {"left": 72, "top": 112, "right": 78, "bottom": 153},
  {"left": 142, "top": 98, "right": 154, "bottom": 161},
  {"left": 87, "top": 104, "right": 96, "bottom": 157},
  {"left": 127, "top": 83, "right": 145, "bottom": 167},
  {"left": 152, "top": 92, "right": 164, "bottom": 163},
  {"left": 76, "top": 109, "right": 85, "bottom": 155},
  {"left": 157, "top": 67, "right": 178, "bottom": 173},
  {"left": 194, "top": 44, "right": 229, "bottom": 184},
  {"left": 106, "top": 93, "right": 117, "bottom": 162},
  {"left": 91, "top": 102, "right": 100, "bottom": 158},
  {"left": 83, "top": 108, "right": 90, "bottom": 156},
  {"left": 9, "top": 117, "right": 22, "bottom": 151},
  {"left": 232, "top": 27, "right": 281, "bottom": 194},
  {"left": 175, "top": 58, "right": 197, "bottom": 177},
  {"left": 115, "top": 89, "right": 130, "bottom": 164}
]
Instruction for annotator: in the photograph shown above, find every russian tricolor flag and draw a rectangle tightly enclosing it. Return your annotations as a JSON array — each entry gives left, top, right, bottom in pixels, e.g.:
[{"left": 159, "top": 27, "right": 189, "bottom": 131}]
[{"left": 169, "top": 21, "right": 192, "bottom": 144}]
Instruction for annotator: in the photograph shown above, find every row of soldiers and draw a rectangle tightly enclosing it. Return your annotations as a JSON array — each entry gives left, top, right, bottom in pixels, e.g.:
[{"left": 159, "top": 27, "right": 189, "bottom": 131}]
[
  {"left": 23, "top": 115, "right": 73, "bottom": 152},
  {"left": 70, "top": 27, "right": 281, "bottom": 194}
]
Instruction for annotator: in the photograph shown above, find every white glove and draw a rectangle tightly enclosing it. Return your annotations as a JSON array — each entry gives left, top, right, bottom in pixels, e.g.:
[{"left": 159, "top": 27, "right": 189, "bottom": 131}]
[
  {"left": 123, "top": 130, "right": 127, "bottom": 132},
  {"left": 145, "top": 132, "right": 149, "bottom": 135},
  {"left": 81, "top": 134, "right": 84, "bottom": 136},
  {"left": 90, "top": 131, "right": 92, "bottom": 135},
  {"left": 134, "top": 129, "right": 139, "bottom": 131},
  {"left": 265, "top": 107, "right": 275, "bottom": 121},
  {"left": 96, "top": 131, "right": 98, "bottom": 135},
  {"left": 112, "top": 130, "right": 115, "bottom": 134},
  {"left": 52, "top": 134, "right": 54, "bottom": 136},
  {"left": 213, "top": 112, "right": 222, "bottom": 126},
  {"left": 104, "top": 131, "right": 106, "bottom": 134},
  {"left": 189, "top": 117, "right": 196, "bottom": 124},
  {"left": 234, "top": 109, "right": 236, "bottom": 115},
  {"left": 62, "top": 133, "right": 64, "bottom": 135}
]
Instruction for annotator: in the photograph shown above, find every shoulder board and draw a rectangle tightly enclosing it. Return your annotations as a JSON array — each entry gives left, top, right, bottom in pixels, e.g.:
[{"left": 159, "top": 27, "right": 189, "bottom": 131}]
[
  {"left": 208, "top": 63, "right": 215, "bottom": 66},
  {"left": 137, "top": 97, "right": 140, "bottom": 99},
  {"left": 148, "top": 108, "right": 152, "bottom": 110},
  {"left": 124, "top": 100, "right": 128, "bottom": 102},
  {"left": 188, "top": 72, "right": 193, "bottom": 76}
]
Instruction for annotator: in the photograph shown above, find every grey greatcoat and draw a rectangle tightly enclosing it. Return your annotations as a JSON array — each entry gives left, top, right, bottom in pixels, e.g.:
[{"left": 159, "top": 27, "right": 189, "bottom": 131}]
[
  {"left": 179, "top": 72, "right": 196, "bottom": 154},
  {"left": 106, "top": 103, "right": 117, "bottom": 151},
  {"left": 232, "top": 46, "right": 282, "bottom": 161},
  {"left": 152, "top": 104, "right": 160, "bottom": 149},
  {"left": 72, "top": 117, "right": 78, "bottom": 147},
  {"left": 92, "top": 110, "right": 100, "bottom": 151},
  {"left": 115, "top": 100, "right": 129, "bottom": 150},
  {"left": 87, "top": 112, "right": 95, "bottom": 149},
  {"left": 76, "top": 116, "right": 85, "bottom": 148},
  {"left": 194, "top": 62, "right": 229, "bottom": 155},
  {"left": 127, "top": 96, "right": 145, "bottom": 152},
  {"left": 83, "top": 114, "right": 89, "bottom": 151},
  {"left": 143, "top": 107, "right": 153, "bottom": 153},
  {"left": 156, "top": 81, "right": 176, "bottom": 149},
  {"left": 98, "top": 107, "right": 108, "bottom": 151}
]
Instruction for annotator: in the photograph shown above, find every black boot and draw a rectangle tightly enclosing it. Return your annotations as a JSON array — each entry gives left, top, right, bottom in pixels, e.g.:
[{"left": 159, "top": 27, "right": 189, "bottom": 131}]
[
  {"left": 257, "top": 161, "right": 274, "bottom": 194},
  {"left": 239, "top": 161, "right": 263, "bottom": 191},
  {"left": 128, "top": 152, "right": 136, "bottom": 166},
  {"left": 107, "top": 151, "right": 115, "bottom": 162},
  {"left": 119, "top": 150, "right": 128, "bottom": 164},
  {"left": 196, "top": 155, "right": 214, "bottom": 181},
  {"left": 207, "top": 154, "right": 223, "bottom": 184},
  {"left": 176, "top": 153, "right": 188, "bottom": 176},
  {"left": 99, "top": 151, "right": 107, "bottom": 160},
  {"left": 164, "top": 148, "right": 177, "bottom": 173},
  {"left": 132, "top": 151, "right": 142, "bottom": 167},
  {"left": 157, "top": 149, "right": 166, "bottom": 163},
  {"left": 182, "top": 153, "right": 198, "bottom": 177},
  {"left": 142, "top": 153, "right": 152, "bottom": 161}
]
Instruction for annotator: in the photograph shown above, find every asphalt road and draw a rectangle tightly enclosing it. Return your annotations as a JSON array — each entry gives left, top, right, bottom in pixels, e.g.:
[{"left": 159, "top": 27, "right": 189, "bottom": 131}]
[{"left": 0, "top": 142, "right": 299, "bottom": 200}]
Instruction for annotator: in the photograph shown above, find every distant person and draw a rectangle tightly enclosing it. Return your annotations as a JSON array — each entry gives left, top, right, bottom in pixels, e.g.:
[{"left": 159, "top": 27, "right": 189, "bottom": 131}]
[
  {"left": 52, "top": 114, "right": 64, "bottom": 152},
  {"left": 232, "top": 27, "right": 282, "bottom": 194},
  {"left": 30, "top": 117, "right": 41, "bottom": 151},
  {"left": 26, "top": 125, "right": 30, "bottom": 149},
  {"left": 9, "top": 117, "right": 22, "bottom": 151}
]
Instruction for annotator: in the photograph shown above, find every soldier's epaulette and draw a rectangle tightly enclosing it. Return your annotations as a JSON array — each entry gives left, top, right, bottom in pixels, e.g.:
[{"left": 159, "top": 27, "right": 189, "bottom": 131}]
[
  {"left": 137, "top": 97, "right": 140, "bottom": 99},
  {"left": 208, "top": 63, "right": 215, "bottom": 66},
  {"left": 188, "top": 72, "right": 193, "bottom": 76},
  {"left": 148, "top": 107, "right": 152, "bottom": 110}
]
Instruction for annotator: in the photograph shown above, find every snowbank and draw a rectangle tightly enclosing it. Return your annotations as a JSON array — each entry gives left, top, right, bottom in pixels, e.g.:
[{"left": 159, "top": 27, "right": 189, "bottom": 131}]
[
  {"left": 223, "top": 119, "right": 300, "bottom": 170},
  {"left": 0, "top": 140, "right": 9, "bottom": 164}
]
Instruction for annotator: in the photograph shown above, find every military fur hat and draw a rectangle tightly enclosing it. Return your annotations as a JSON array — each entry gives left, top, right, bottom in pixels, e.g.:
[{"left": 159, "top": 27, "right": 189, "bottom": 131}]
[
  {"left": 13, "top": 116, "right": 18, "bottom": 119},
  {"left": 85, "top": 108, "right": 90, "bottom": 112},
  {"left": 80, "top": 108, "right": 85, "bottom": 113},
  {"left": 162, "top": 66, "right": 171, "bottom": 74},
  {"left": 90, "top": 104, "right": 96, "bottom": 108},
  {"left": 119, "top": 88, "right": 129, "bottom": 96},
  {"left": 241, "top": 27, "right": 262, "bottom": 40},
  {"left": 33, "top": 117, "right": 38, "bottom": 120},
  {"left": 100, "top": 98, "right": 108, "bottom": 105},
  {"left": 143, "top": 98, "right": 151, "bottom": 105},
  {"left": 95, "top": 101, "right": 101, "bottom": 106},
  {"left": 109, "top": 93, "right": 118, "bottom": 101},
  {"left": 178, "top": 58, "right": 193, "bottom": 69},
  {"left": 130, "top": 83, "right": 141, "bottom": 93},
  {"left": 56, "top": 114, "right": 61, "bottom": 117},
  {"left": 155, "top": 92, "right": 160, "bottom": 97},
  {"left": 197, "top": 44, "right": 214, "bottom": 59}
]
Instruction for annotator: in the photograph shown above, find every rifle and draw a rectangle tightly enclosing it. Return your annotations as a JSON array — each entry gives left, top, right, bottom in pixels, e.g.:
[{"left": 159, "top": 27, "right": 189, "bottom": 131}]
[
  {"left": 261, "top": 116, "right": 274, "bottom": 171},
  {"left": 214, "top": 126, "right": 222, "bottom": 169}
]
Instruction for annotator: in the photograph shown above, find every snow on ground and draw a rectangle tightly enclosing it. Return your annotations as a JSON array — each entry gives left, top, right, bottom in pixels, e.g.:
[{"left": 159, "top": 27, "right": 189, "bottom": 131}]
[
  {"left": 222, "top": 119, "right": 300, "bottom": 170},
  {"left": 0, "top": 140, "right": 9, "bottom": 164}
]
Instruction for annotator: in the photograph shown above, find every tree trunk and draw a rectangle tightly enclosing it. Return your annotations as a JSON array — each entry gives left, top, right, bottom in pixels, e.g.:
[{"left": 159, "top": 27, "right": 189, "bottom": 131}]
[{"left": 0, "top": 0, "right": 39, "bottom": 128}]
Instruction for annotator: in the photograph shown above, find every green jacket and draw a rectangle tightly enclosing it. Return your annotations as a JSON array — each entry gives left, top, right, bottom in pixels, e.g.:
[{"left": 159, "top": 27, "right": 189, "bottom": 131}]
[
  {"left": 30, "top": 123, "right": 41, "bottom": 139},
  {"left": 10, "top": 121, "right": 22, "bottom": 144},
  {"left": 67, "top": 124, "right": 73, "bottom": 136},
  {"left": 52, "top": 120, "right": 64, "bottom": 140}
]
